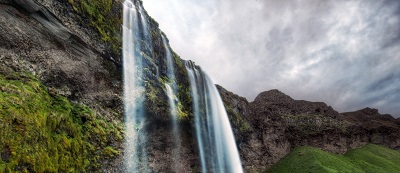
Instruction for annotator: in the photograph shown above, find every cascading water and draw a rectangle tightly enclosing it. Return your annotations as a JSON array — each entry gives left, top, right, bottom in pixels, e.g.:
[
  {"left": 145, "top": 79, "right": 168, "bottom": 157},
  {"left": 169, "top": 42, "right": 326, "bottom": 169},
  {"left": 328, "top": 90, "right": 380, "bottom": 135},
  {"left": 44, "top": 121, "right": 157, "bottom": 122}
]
[
  {"left": 162, "top": 34, "right": 182, "bottom": 171},
  {"left": 123, "top": 1, "right": 243, "bottom": 172},
  {"left": 186, "top": 61, "right": 244, "bottom": 173},
  {"left": 123, "top": 0, "right": 151, "bottom": 172}
]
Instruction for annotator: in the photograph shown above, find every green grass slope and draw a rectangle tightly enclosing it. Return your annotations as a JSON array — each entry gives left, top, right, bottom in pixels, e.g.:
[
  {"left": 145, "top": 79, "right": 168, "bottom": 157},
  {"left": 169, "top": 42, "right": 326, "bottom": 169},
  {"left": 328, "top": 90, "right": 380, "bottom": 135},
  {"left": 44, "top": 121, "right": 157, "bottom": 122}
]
[
  {"left": 267, "top": 144, "right": 400, "bottom": 173},
  {"left": 345, "top": 144, "right": 400, "bottom": 173},
  {"left": 0, "top": 71, "right": 123, "bottom": 172}
]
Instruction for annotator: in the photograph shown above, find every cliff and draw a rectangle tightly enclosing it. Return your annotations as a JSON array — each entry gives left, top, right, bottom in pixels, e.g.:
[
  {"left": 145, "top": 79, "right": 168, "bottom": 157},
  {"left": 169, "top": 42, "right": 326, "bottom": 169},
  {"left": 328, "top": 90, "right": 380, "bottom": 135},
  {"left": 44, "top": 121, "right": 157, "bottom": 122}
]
[
  {"left": 1, "top": 0, "right": 399, "bottom": 172},
  {"left": 1, "top": 0, "right": 194, "bottom": 172},
  {"left": 1, "top": 0, "right": 125, "bottom": 171}
]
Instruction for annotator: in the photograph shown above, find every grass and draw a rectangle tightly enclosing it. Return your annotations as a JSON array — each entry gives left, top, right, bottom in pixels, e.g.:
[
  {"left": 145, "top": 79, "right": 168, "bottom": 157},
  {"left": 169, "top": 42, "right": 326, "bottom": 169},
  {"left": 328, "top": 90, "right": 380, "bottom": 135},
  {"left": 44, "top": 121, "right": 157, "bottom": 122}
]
[
  {"left": 0, "top": 72, "right": 122, "bottom": 172},
  {"left": 345, "top": 144, "right": 400, "bottom": 173},
  {"left": 266, "top": 144, "right": 400, "bottom": 173}
]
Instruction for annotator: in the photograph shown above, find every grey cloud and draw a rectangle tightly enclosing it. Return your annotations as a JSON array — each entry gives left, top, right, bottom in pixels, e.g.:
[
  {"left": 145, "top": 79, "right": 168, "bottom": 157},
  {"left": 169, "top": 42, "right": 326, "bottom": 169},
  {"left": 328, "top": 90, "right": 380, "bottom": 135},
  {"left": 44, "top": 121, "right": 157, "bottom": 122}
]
[{"left": 144, "top": 0, "right": 400, "bottom": 117}]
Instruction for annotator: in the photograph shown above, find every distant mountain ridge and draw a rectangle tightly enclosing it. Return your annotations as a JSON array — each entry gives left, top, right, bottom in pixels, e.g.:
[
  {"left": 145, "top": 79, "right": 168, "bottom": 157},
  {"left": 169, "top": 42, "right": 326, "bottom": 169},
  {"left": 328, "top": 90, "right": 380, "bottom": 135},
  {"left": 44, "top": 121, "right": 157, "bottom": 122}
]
[{"left": 217, "top": 85, "right": 400, "bottom": 172}]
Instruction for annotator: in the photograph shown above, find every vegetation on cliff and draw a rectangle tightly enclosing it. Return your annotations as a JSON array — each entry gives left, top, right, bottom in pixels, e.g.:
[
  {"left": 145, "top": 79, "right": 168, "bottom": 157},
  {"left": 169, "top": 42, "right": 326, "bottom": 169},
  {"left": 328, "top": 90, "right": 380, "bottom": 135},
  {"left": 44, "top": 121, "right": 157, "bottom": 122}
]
[
  {"left": 267, "top": 144, "right": 400, "bottom": 173},
  {"left": 68, "top": 0, "right": 122, "bottom": 55},
  {"left": 224, "top": 102, "right": 252, "bottom": 132},
  {"left": 0, "top": 71, "right": 122, "bottom": 172}
]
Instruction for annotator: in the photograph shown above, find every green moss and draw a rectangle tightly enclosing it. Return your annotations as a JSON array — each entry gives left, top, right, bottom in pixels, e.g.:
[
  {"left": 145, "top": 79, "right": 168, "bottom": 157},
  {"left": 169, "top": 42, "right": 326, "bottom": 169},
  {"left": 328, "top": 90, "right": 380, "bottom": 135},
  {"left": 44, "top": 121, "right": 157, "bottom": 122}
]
[
  {"left": 0, "top": 72, "right": 122, "bottom": 172},
  {"left": 267, "top": 144, "right": 400, "bottom": 173},
  {"left": 103, "top": 146, "right": 120, "bottom": 158},
  {"left": 144, "top": 76, "right": 167, "bottom": 114},
  {"left": 172, "top": 55, "right": 193, "bottom": 121},
  {"left": 68, "top": 0, "right": 122, "bottom": 55},
  {"left": 176, "top": 101, "right": 189, "bottom": 121},
  {"left": 158, "top": 78, "right": 190, "bottom": 121}
]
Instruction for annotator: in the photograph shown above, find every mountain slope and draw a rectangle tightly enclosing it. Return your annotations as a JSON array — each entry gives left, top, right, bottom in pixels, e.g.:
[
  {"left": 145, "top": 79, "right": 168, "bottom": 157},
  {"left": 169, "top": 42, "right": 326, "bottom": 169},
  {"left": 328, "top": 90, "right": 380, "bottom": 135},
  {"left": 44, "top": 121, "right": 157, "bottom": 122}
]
[
  {"left": 345, "top": 144, "right": 400, "bottom": 173},
  {"left": 218, "top": 86, "right": 400, "bottom": 172},
  {"left": 267, "top": 144, "right": 400, "bottom": 173}
]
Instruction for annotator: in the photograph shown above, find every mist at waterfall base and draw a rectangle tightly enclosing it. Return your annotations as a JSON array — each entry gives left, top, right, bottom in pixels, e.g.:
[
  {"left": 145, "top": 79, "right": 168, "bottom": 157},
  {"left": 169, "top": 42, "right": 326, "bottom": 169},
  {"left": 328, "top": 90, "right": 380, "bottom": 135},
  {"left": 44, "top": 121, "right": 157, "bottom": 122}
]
[{"left": 122, "top": 0, "right": 243, "bottom": 172}]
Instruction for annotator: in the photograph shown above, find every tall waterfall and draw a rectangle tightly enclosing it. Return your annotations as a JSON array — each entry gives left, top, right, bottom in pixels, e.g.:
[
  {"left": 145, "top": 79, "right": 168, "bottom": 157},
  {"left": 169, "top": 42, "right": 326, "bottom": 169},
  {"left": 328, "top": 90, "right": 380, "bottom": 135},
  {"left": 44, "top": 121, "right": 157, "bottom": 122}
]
[
  {"left": 123, "top": 0, "right": 150, "bottom": 172},
  {"left": 186, "top": 61, "right": 244, "bottom": 173}
]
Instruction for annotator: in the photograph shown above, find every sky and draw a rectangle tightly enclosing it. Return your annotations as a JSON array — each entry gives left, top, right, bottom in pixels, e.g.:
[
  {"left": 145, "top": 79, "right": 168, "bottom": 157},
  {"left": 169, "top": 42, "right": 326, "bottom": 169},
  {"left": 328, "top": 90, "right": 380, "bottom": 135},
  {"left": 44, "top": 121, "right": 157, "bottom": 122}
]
[{"left": 143, "top": 0, "right": 400, "bottom": 117}]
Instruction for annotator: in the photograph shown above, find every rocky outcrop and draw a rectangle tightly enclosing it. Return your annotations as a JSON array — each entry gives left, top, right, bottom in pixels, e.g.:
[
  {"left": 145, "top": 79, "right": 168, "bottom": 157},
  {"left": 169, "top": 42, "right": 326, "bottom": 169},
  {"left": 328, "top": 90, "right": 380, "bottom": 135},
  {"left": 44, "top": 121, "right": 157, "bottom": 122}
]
[
  {"left": 218, "top": 86, "right": 400, "bottom": 172},
  {"left": 253, "top": 89, "right": 339, "bottom": 118},
  {"left": 216, "top": 85, "right": 252, "bottom": 134},
  {"left": 0, "top": 0, "right": 122, "bottom": 117},
  {"left": 341, "top": 108, "right": 400, "bottom": 149},
  {"left": 0, "top": 0, "right": 124, "bottom": 171}
]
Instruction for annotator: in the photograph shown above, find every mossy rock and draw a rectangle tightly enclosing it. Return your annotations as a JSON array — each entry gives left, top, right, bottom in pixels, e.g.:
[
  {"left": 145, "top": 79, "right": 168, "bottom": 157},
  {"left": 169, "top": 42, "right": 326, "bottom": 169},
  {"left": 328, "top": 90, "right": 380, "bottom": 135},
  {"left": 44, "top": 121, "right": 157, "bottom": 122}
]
[
  {"left": 0, "top": 71, "right": 123, "bottom": 172},
  {"left": 68, "top": 0, "right": 122, "bottom": 56}
]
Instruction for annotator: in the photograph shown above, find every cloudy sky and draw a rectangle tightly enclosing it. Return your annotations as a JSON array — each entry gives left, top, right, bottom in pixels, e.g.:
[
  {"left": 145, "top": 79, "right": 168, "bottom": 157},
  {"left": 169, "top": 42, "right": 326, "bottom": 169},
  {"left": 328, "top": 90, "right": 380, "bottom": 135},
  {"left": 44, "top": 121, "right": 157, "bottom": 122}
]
[{"left": 143, "top": 0, "right": 400, "bottom": 117}]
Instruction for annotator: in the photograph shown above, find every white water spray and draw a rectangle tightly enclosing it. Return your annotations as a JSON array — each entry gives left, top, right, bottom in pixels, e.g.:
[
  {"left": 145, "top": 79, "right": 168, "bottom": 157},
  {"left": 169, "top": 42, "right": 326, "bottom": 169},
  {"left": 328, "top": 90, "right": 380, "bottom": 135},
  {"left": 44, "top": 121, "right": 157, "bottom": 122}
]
[{"left": 123, "top": 0, "right": 150, "bottom": 172}]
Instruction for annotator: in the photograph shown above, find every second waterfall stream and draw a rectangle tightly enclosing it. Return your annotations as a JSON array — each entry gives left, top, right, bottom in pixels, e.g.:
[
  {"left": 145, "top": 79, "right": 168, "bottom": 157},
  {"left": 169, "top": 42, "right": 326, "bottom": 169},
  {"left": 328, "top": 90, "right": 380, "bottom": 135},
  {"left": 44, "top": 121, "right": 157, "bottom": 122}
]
[{"left": 186, "top": 61, "right": 243, "bottom": 173}]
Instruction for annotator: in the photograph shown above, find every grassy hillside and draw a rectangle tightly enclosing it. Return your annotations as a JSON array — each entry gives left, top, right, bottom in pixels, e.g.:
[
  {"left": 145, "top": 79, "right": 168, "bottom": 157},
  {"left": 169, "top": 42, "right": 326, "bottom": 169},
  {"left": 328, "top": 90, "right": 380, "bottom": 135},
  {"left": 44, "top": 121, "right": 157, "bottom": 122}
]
[
  {"left": 0, "top": 71, "right": 123, "bottom": 172},
  {"left": 345, "top": 144, "right": 400, "bottom": 173},
  {"left": 267, "top": 144, "right": 400, "bottom": 173}
]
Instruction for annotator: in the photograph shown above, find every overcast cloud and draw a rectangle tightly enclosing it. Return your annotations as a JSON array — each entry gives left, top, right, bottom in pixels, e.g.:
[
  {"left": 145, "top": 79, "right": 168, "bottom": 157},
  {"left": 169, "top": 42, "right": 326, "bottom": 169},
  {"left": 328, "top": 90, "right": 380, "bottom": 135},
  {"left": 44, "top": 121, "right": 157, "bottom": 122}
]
[{"left": 143, "top": 0, "right": 400, "bottom": 117}]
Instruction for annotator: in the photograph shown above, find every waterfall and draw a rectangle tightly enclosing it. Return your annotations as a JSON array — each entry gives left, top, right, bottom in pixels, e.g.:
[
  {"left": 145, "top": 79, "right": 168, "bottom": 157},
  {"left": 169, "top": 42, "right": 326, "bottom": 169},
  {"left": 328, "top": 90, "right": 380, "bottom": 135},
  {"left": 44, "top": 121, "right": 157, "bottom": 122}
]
[
  {"left": 123, "top": 0, "right": 150, "bottom": 172},
  {"left": 123, "top": 1, "right": 243, "bottom": 172},
  {"left": 186, "top": 61, "right": 244, "bottom": 173},
  {"left": 162, "top": 34, "right": 182, "bottom": 171}
]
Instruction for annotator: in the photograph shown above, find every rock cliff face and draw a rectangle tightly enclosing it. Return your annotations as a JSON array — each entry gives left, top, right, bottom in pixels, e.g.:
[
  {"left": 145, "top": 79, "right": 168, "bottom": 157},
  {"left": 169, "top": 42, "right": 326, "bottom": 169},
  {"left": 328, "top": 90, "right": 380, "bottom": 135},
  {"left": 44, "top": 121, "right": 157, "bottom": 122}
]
[
  {"left": 218, "top": 86, "right": 400, "bottom": 172},
  {"left": 1, "top": 0, "right": 399, "bottom": 172},
  {"left": 341, "top": 108, "right": 400, "bottom": 149},
  {"left": 0, "top": 0, "right": 123, "bottom": 118},
  {"left": 1, "top": 0, "right": 195, "bottom": 172},
  {"left": 0, "top": 0, "right": 125, "bottom": 171}
]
